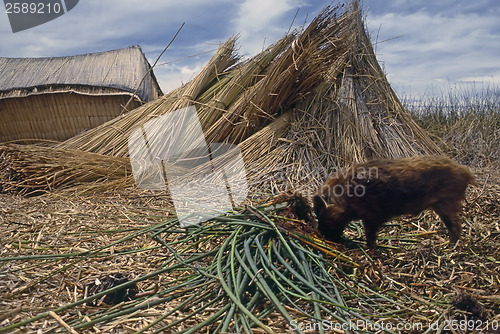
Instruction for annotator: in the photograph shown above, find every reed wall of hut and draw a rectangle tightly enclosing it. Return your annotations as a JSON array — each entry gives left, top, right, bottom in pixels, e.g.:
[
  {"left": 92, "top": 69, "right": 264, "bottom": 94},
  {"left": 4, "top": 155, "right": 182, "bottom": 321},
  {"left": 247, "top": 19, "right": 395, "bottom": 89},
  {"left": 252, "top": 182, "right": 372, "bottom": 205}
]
[
  {"left": 0, "top": 92, "right": 143, "bottom": 142},
  {"left": 0, "top": 46, "right": 162, "bottom": 142}
]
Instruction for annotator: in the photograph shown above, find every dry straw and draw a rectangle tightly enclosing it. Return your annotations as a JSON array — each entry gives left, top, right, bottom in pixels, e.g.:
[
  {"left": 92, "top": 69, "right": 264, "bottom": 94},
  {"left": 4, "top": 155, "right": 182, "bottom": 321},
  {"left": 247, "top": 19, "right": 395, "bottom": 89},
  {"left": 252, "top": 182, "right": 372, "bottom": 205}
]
[
  {"left": 244, "top": 5, "right": 443, "bottom": 193},
  {"left": 0, "top": 144, "right": 131, "bottom": 195},
  {"left": 1, "top": 179, "right": 498, "bottom": 332},
  {"left": 55, "top": 37, "right": 240, "bottom": 157}
]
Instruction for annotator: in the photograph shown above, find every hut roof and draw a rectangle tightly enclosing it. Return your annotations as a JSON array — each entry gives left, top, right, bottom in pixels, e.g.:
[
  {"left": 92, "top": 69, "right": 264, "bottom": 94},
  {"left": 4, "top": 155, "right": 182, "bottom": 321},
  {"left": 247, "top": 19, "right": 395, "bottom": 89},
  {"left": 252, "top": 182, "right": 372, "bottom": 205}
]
[{"left": 0, "top": 45, "right": 162, "bottom": 102}]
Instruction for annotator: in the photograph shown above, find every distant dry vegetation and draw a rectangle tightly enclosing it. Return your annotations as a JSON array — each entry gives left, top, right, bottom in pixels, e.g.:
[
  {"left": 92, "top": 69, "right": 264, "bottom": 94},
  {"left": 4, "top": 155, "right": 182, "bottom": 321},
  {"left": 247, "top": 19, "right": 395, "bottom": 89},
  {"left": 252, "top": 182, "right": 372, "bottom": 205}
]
[{"left": 406, "top": 84, "right": 500, "bottom": 167}]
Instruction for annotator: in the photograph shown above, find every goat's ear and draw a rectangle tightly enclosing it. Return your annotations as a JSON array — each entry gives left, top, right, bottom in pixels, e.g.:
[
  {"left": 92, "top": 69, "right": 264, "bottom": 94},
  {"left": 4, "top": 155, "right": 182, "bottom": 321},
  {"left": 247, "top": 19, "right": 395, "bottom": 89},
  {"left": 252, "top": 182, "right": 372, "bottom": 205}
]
[{"left": 313, "top": 195, "right": 327, "bottom": 214}]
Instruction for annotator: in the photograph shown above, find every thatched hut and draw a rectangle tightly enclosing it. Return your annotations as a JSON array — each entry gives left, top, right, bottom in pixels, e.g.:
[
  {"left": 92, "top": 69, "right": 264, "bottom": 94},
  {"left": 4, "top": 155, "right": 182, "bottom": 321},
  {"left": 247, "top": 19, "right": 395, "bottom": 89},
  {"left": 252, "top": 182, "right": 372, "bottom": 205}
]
[{"left": 0, "top": 46, "right": 162, "bottom": 142}]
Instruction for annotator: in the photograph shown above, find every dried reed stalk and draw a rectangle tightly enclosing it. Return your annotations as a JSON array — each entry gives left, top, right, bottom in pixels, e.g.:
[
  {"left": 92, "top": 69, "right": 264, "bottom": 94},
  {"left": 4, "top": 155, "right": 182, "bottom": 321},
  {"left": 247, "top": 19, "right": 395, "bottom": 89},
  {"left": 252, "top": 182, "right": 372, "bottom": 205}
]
[
  {"left": 238, "top": 4, "right": 443, "bottom": 194},
  {"left": 203, "top": 4, "right": 358, "bottom": 145},
  {"left": 196, "top": 34, "right": 295, "bottom": 132},
  {"left": 0, "top": 144, "right": 131, "bottom": 195},
  {"left": 56, "top": 37, "right": 239, "bottom": 156}
]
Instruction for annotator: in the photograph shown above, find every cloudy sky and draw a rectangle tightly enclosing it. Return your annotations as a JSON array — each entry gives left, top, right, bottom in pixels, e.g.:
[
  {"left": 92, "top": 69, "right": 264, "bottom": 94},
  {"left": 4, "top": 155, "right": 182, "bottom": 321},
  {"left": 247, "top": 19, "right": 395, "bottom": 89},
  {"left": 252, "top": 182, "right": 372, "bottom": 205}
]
[{"left": 1, "top": 0, "right": 498, "bottom": 97}]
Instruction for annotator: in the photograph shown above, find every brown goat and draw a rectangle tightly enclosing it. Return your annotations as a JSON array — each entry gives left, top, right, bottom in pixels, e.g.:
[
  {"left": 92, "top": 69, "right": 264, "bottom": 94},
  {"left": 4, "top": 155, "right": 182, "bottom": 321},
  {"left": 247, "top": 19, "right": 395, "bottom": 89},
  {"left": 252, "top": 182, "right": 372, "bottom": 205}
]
[{"left": 313, "top": 156, "right": 474, "bottom": 248}]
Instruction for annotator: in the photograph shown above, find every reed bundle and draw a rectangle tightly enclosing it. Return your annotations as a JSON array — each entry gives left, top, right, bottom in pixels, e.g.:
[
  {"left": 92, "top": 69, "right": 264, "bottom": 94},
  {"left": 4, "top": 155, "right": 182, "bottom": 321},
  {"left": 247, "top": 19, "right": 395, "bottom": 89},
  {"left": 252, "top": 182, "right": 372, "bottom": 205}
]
[
  {"left": 238, "top": 4, "right": 442, "bottom": 194},
  {"left": 203, "top": 5, "right": 358, "bottom": 145},
  {"left": 0, "top": 144, "right": 131, "bottom": 195},
  {"left": 56, "top": 37, "right": 240, "bottom": 157}
]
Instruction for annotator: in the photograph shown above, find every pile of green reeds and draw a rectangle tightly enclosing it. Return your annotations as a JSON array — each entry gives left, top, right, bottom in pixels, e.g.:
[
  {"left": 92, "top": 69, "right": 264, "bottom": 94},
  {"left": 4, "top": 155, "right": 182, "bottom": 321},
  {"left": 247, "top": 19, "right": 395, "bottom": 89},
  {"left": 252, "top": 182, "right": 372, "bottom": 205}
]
[{"left": 0, "top": 196, "right": 408, "bottom": 333}]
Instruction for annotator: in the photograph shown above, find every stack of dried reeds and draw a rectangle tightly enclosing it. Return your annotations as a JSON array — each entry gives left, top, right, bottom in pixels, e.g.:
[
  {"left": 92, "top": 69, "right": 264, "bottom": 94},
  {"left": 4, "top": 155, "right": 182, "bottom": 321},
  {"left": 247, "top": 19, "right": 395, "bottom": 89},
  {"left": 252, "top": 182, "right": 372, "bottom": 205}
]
[
  {"left": 0, "top": 144, "right": 131, "bottom": 195},
  {"left": 0, "top": 3, "right": 441, "bottom": 195},
  {"left": 55, "top": 36, "right": 240, "bottom": 157},
  {"left": 243, "top": 6, "right": 443, "bottom": 193},
  {"left": 57, "top": 5, "right": 360, "bottom": 156}
]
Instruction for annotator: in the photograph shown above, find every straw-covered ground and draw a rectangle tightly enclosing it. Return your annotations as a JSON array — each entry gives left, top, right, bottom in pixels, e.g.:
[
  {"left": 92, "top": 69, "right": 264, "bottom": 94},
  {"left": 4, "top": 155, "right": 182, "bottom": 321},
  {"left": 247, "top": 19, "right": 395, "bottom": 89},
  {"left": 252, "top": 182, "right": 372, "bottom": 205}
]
[{"left": 0, "top": 164, "right": 498, "bottom": 333}]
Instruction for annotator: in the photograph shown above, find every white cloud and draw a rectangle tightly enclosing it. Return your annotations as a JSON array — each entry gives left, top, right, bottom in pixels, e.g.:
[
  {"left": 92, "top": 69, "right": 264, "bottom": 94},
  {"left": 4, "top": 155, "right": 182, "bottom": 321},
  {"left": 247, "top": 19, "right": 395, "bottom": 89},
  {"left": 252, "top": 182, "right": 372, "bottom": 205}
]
[
  {"left": 1, "top": 0, "right": 234, "bottom": 55},
  {"left": 231, "top": 0, "right": 304, "bottom": 55},
  {"left": 152, "top": 59, "right": 208, "bottom": 93},
  {"left": 366, "top": 8, "right": 500, "bottom": 96}
]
